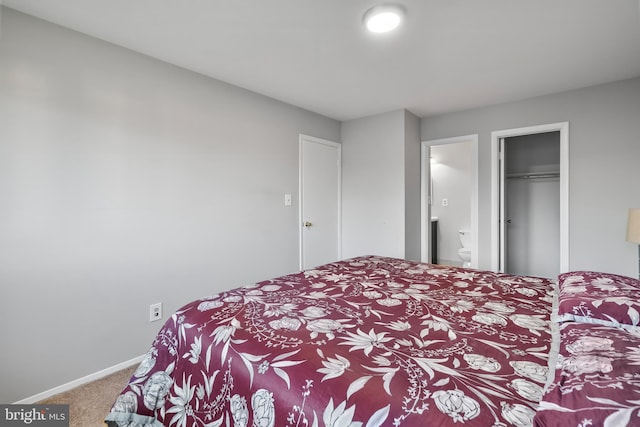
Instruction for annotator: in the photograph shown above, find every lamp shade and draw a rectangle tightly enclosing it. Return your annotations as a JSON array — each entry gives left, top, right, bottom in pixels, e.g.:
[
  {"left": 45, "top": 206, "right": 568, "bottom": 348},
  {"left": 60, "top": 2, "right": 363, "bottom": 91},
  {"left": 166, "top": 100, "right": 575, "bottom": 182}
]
[{"left": 627, "top": 208, "right": 640, "bottom": 243}]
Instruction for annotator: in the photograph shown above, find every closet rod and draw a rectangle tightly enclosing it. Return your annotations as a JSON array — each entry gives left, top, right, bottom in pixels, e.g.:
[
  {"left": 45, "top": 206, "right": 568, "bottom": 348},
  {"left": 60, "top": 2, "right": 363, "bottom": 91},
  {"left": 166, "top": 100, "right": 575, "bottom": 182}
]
[{"left": 506, "top": 172, "right": 560, "bottom": 179}]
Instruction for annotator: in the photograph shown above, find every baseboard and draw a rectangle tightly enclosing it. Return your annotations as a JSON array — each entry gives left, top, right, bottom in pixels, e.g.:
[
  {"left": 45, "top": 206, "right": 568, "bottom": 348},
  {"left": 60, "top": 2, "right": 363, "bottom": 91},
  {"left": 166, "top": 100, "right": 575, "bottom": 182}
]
[
  {"left": 438, "top": 259, "right": 463, "bottom": 267},
  {"left": 14, "top": 354, "right": 145, "bottom": 404}
]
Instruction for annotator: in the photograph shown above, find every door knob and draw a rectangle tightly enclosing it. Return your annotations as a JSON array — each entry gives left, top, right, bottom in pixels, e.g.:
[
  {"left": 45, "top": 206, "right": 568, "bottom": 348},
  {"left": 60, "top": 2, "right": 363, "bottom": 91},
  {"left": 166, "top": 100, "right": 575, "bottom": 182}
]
[{"left": 304, "top": 221, "right": 313, "bottom": 228}]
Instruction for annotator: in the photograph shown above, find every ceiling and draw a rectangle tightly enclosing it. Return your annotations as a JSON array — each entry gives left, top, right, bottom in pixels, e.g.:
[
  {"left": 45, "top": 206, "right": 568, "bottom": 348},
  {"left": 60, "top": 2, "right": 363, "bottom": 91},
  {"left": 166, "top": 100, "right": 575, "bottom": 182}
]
[{"left": 3, "top": 0, "right": 640, "bottom": 121}]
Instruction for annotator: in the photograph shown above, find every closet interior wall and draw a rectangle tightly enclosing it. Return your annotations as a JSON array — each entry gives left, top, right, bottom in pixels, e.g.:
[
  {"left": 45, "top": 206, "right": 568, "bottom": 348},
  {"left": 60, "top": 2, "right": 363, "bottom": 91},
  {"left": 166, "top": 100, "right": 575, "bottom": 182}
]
[{"left": 504, "top": 131, "right": 561, "bottom": 278}]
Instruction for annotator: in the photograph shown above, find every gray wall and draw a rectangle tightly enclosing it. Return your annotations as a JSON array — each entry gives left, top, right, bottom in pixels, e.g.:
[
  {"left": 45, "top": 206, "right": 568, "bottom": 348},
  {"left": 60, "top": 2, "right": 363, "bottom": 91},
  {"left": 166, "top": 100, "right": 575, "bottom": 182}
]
[
  {"left": 3, "top": 3, "right": 640, "bottom": 406},
  {"left": 0, "top": 8, "right": 340, "bottom": 403},
  {"left": 422, "top": 77, "right": 640, "bottom": 276},
  {"left": 341, "top": 109, "right": 420, "bottom": 261},
  {"left": 404, "top": 110, "right": 422, "bottom": 262}
]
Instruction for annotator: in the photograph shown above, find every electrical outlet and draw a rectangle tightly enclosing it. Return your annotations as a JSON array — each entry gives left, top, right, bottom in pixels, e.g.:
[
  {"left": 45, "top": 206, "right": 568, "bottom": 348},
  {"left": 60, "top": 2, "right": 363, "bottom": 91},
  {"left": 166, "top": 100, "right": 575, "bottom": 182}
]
[{"left": 149, "top": 302, "right": 163, "bottom": 322}]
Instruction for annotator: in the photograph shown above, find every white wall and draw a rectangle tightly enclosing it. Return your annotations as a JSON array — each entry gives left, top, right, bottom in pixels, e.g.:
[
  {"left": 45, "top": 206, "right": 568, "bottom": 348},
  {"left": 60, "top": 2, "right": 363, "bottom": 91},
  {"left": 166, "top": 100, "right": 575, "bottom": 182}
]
[
  {"left": 0, "top": 8, "right": 340, "bottom": 403},
  {"left": 422, "top": 77, "right": 640, "bottom": 276}
]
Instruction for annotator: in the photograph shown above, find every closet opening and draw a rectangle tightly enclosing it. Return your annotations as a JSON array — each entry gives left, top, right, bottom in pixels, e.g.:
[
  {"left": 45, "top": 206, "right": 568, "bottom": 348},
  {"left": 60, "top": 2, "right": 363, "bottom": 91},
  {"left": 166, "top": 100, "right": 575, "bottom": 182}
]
[{"left": 491, "top": 122, "right": 569, "bottom": 277}]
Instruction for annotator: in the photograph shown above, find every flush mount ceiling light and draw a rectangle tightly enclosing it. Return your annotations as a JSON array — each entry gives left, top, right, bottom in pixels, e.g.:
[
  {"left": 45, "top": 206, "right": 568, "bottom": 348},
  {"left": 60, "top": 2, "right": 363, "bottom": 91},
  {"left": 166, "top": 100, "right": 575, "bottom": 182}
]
[{"left": 363, "top": 4, "right": 406, "bottom": 34}]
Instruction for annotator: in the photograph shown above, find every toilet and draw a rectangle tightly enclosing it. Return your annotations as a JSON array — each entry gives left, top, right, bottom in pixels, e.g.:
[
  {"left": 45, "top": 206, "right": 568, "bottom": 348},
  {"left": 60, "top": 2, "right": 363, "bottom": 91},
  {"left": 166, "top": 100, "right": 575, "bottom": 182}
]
[{"left": 457, "top": 230, "right": 472, "bottom": 268}]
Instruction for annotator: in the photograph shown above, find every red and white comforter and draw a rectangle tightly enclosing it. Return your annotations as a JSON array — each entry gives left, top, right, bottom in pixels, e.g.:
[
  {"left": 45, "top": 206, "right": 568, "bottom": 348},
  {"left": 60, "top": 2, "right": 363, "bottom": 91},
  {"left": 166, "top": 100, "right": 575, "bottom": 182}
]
[
  {"left": 534, "top": 322, "right": 640, "bottom": 426},
  {"left": 106, "top": 255, "right": 555, "bottom": 427}
]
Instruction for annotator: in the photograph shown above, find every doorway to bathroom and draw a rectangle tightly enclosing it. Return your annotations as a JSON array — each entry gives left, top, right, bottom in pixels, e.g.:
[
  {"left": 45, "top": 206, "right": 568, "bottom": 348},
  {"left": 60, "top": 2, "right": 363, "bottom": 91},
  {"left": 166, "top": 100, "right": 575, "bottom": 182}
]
[{"left": 421, "top": 135, "right": 478, "bottom": 268}]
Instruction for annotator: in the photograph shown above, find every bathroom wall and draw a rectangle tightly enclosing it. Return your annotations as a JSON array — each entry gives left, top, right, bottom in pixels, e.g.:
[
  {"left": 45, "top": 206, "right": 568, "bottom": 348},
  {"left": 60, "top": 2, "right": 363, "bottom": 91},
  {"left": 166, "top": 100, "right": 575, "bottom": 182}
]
[{"left": 430, "top": 141, "right": 472, "bottom": 266}]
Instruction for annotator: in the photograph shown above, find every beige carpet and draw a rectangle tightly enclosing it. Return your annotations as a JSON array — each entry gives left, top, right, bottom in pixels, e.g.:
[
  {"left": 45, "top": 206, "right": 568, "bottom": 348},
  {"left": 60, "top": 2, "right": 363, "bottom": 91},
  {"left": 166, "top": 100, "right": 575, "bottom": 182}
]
[{"left": 38, "top": 365, "right": 136, "bottom": 427}]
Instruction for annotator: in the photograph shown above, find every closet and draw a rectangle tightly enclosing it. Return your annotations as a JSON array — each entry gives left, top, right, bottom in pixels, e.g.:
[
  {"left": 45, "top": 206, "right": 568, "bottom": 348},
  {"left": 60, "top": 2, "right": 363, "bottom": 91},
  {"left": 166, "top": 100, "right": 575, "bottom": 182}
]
[{"left": 503, "top": 131, "right": 560, "bottom": 278}]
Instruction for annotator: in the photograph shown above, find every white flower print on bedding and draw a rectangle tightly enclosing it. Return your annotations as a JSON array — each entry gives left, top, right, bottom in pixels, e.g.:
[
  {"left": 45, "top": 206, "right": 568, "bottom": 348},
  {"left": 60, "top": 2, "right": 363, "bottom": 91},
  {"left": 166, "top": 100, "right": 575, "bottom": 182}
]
[
  {"left": 565, "top": 336, "right": 614, "bottom": 354},
  {"left": 376, "top": 297, "right": 402, "bottom": 307},
  {"left": 269, "top": 317, "right": 302, "bottom": 331},
  {"left": 463, "top": 354, "right": 502, "bottom": 373},
  {"left": 211, "top": 318, "right": 241, "bottom": 345},
  {"left": 134, "top": 350, "right": 157, "bottom": 377},
  {"left": 339, "top": 329, "right": 393, "bottom": 356},
  {"left": 317, "top": 353, "right": 350, "bottom": 381},
  {"left": 322, "top": 399, "right": 361, "bottom": 427},
  {"left": 509, "top": 379, "right": 543, "bottom": 402},
  {"left": 143, "top": 371, "right": 173, "bottom": 411},
  {"left": 500, "top": 402, "right": 536, "bottom": 427},
  {"left": 263, "top": 303, "right": 297, "bottom": 317},
  {"left": 534, "top": 322, "right": 640, "bottom": 426},
  {"left": 301, "top": 306, "right": 327, "bottom": 318},
  {"left": 560, "top": 354, "right": 614, "bottom": 375},
  {"left": 627, "top": 346, "right": 640, "bottom": 366},
  {"left": 112, "top": 391, "right": 138, "bottom": 413},
  {"left": 561, "top": 284, "right": 587, "bottom": 294},
  {"left": 307, "top": 291, "right": 329, "bottom": 299},
  {"left": 252, "top": 389, "right": 275, "bottom": 427},
  {"left": 166, "top": 374, "right": 193, "bottom": 426},
  {"left": 385, "top": 320, "right": 411, "bottom": 331},
  {"left": 183, "top": 335, "right": 202, "bottom": 365},
  {"left": 515, "top": 287, "right": 538, "bottom": 297},
  {"left": 107, "top": 255, "right": 556, "bottom": 427},
  {"left": 449, "top": 300, "right": 475, "bottom": 313},
  {"left": 509, "top": 314, "right": 548, "bottom": 335},
  {"left": 321, "top": 399, "right": 390, "bottom": 427},
  {"left": 483, "top": 301, "right": 516, "bottom": 314},
  {"left": 197, "top": 300, "right": 223, "bottom": 312},
  {"left": 230, "top": 394, "right": 249, "bottom": 427},
  {"left": 592, "top": 280, "right": 620, "bottom": 292},
  {"left": 557, "top": 271, "right": 640, "bottom": 328},
  {"left": 432, "top": 390, "right": 481, "bottom": 422},
  {"left": 306, "top": 318, "right": 344, "bottom": 340},
  {"left": 362, "top": 290, "right": 383, "bottom": 299},
  {"left": 509, "top": 361, "right": 548, "bottom": 383},
  {"left": 472, "top": 312, "right": 507, "bottom": 327}
]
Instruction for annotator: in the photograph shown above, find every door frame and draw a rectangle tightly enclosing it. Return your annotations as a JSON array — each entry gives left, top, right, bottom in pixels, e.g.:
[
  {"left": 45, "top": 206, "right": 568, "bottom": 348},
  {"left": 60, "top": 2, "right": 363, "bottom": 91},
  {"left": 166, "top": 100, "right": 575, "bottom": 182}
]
[
  {"left": 490, "top": 122, "right": 569, "bottom": 273},
  {"left": 421, "top": 135, "right": 479, "bottom": 267},
  {"left": 299, "top": 134, "right": 342, "bottom": 270}
]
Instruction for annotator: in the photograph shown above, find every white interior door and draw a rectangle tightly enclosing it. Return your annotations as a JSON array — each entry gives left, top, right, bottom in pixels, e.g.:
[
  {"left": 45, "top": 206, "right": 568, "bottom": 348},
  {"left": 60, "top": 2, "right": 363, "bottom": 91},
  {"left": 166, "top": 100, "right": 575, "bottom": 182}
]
[
  {"left": 299, "top": 135, "right": 341, "bottom": 270},
  {"left": 499, "top": 137, "right": 507, "bottom": 272}
]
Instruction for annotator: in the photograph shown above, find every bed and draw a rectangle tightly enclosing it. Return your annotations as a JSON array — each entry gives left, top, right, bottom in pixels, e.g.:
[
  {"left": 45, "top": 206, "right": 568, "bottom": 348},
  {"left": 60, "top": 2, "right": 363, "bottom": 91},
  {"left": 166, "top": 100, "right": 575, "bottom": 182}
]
[
  {"left": 533, "top": 271, "right": 640, "bottom": 426},
  {"left": 105, "top": 256, "right": 640, "bottom": 427}
]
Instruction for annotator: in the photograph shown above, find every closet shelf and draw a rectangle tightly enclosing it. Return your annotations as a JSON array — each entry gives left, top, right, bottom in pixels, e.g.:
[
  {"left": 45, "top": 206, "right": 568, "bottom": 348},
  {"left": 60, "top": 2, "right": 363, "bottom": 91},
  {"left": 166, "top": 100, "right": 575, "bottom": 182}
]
[{"left": 506, "top": 172, "right": 560, "bottom": 180}]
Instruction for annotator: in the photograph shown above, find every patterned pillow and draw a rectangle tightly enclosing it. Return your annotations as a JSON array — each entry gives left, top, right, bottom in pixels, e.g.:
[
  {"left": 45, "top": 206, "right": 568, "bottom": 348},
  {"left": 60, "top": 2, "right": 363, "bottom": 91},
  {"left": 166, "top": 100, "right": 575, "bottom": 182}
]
[
  {"left": 557, "top": 271, "right": 640, "bottom": 329},
  {"left": 534, "top": 322, "right": 640, "bottom": 427}
]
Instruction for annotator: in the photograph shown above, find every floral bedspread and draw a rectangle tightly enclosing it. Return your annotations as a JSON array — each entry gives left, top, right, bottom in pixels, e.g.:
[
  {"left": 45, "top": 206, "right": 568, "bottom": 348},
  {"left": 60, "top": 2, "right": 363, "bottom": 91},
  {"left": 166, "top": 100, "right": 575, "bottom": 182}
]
[
  {"left": 534, "top": 322, "right": 640, "bottom": 426},
  {"left": 105, "top": 255, "right": 554, "bottom": 427}
]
